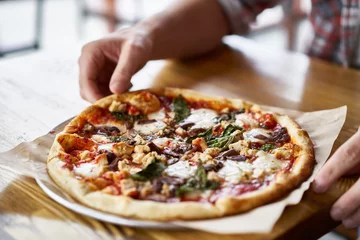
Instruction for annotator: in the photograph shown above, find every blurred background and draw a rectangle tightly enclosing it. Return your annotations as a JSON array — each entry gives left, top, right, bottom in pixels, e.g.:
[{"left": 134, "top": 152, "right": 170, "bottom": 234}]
[
  {"left": 0, "top": 0, "right": 314, "bottom": 58},
  {"left": 0, "top": 0, "right": 357, "bottom": 239}
]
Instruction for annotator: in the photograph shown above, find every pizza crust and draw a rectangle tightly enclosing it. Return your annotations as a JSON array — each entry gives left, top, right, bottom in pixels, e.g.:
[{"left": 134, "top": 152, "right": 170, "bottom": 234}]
[{"left": 47, "top": 88, "right": 315, "bottom": 221}]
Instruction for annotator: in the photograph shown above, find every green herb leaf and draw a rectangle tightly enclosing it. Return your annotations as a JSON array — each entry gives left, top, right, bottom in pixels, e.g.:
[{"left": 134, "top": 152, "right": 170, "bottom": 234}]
[
  {"left": 173, "top": 95, "right": 190, "bottom": 123},
  {"left": 213, "top": 109, "right": 245, "bottom": 123},
  {"left": 176, "top": 161, "right": 220, "bottom": 196},
  {"left": 207, "top": 135, "right": 235, "bottom": 151},
  {"left": 106, "top": 136, "right": 130, "bottom": 143},
  {"left": 205, "top": 180, "right": 220, "bottom": 190},
  {"left": 260, "top": 144, "right": 275, "bottom": 152},
  {"left": 111, "top": 112, "right": 144, "bottom": 123},
  {"left": 221, "top": 124, "right": 240, "bottom": 137},
  {"left": 130, "top": 160, "right": 166, "bottom": 181},
  {"left": 186, "top": 127, "right": 213, "bottom": 143}
]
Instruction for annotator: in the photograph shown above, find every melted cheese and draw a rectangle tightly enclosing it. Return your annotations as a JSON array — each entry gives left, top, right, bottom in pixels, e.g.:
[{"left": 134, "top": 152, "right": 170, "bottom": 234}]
[
  {"left": 243, "top": 128, "right": 272, "bottom": 143},
  {"left": 92, "top": 134, "right": 111, "bottom": 143},
  {"left": 252, "top": 151, "right": 288, "bottom": 177},
  {"left": 152, "top": 137, "right": 172, "bottom": 148},
  {"left": 165, "top": 160, "right": 196, "bottom": 178},
  {"left": 217, "top": 151, "right": 288, "bottom": 183},
  {"left": 235, "top": 113, "right": 259, "bottom": 128},
  {"left": 97, "top": 143, "right": 113, "bottom": 151},
  {"left": 134, "top": 121, "right": 166, "bottom": 135},
  {"left": 217, "top": 161, "right": 253, "bottom": 184},
  {"left": 73, "top": 155, "right": 107, "bottom": 178},
  {"left": 185, "top": 108, "right": 218, "bottom": 129},
  {"left": 148, "top": 108, "right": 166, "bottom": 121}
]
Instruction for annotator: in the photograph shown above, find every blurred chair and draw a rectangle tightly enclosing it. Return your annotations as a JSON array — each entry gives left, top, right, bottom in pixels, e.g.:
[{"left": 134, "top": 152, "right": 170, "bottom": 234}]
[
  {"left": 249, "top": 0, "right": 310, "bottom": 52},
  {"left": 78, "top": 0, "right": 143, "bottom": 33},
  {"left": 0, "top": 0, "right": 44, "bottom": 57}
]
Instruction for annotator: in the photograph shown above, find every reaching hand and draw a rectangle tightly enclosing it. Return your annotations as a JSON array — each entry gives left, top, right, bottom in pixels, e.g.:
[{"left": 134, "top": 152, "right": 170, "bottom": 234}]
[
  {"left": 313, "top": 128, "right": 360, "bottom": 228},
  {"left": 78, "top": 28, "right": 153, "bottom": 103}
]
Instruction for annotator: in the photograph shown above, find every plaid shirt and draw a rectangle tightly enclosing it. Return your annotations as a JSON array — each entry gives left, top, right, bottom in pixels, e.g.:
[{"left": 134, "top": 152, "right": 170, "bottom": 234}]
[{"left": 218, "top": 0, "right": 360, "bottom": 68}]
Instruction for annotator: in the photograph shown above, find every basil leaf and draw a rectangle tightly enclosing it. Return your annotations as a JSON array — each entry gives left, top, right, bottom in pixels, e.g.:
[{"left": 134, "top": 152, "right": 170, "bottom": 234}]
[
  {"left": 173, "top": 95, "right": 190, "bottom": 123},
  {"left": 207, "top": 135, "right": 235, "bottom": 151},
  {"left": 206, "top": 180, "right": 220, "bottom": 190},
  {"left": 221, "top": 124, "right": 239, "bottom": 137},
  {"left": 195, "top": 160, "right": 207, "bottom": 185},
  {"left": 213, "top": 109, "right": 245, "bottom": 123},
  {"left": 186, "top": 127, "right": 213, "bottom": 143},
  {"left": 176, "top": 161, "right": 220, "bottom": 196},
  {"left": 260, "top": 144, "right": 275, "bottom": 151},
  {"left": 111, "top": 112, "right": 144, "bottom": 123},
  {"left": 130, "top": 160, "right": 166, "bottom": 181}
]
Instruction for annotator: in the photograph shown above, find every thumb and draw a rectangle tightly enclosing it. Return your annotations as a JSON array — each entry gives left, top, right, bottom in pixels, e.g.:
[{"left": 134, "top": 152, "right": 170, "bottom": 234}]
[{"left": 110, "top": 40, "right": 150, "bottom": 94}]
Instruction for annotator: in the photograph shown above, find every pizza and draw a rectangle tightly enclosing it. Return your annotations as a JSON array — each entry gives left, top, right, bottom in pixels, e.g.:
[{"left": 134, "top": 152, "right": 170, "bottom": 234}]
[{"left": 47, "top": 88, "right": 315, "bottom": 220}]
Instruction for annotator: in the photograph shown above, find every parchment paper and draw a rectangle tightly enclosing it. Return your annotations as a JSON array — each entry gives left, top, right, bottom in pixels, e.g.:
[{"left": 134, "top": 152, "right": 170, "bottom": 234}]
[{"left": 0, "top": 106, "right": 347, "bottom": 234}]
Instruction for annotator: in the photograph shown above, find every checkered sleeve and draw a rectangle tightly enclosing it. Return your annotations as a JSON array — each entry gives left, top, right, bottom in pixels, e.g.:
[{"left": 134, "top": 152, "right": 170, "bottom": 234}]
[
  {"left": 217, "top": 0, "right": 283, "bottom": 34},
  {"left": 308, "top": 0, "right": 360, "bottom": 67}
]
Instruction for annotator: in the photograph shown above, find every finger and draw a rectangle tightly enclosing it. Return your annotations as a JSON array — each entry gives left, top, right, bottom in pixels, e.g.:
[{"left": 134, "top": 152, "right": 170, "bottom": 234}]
[
  {"left": 330, "top": 178, "right": 360, "bottom": 221},
  {"left": 312, "top": 130, "right": 360, "bottom": 193},
  {"left": 110, "top": 38, "right": 150, "bottom": 94},
  {"left": 78, "top": 43, "right": 107, "bottom": 103},
  {"left": 343, "top": 207, "right": 360, "bottom": 229}
]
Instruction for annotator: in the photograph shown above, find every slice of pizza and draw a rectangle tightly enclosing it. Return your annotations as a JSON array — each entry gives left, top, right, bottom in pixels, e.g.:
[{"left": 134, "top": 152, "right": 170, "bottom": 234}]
[{"left": 47, "top": 88, "right": 315, "bottom": 220}]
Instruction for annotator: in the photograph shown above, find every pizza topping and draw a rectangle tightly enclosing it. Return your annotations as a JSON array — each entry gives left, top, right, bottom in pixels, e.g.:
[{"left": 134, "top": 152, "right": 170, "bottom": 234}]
[
  {"left": 257, "top": 113, "right": 277, "bottom": 129},
  {"left": 268, "top": 127, "right": 290, "bottom": 144},
  {"left": 128, "top": 91, "right": 161, "bottom": 114},
  {"left": 148, "top": 108, "right": 166, "bottom": 121},
  {"left": 119, "top": 178, "right": 138, "bottom": 197},
  {"left": 133, "top": 120, "right": 166, "bottom": 135},
  {"left": 203, "top": 161, "right": 224, "bottom": 172},
  {"left": 106, "top": 135, "right": 131, "bottom": 143},
  {"left": 234, "top": 113, "right": 259, "bottom": 129},
  {"left": 173, "top": 95, "right": 191, "bottom": 123},
  {"left": 179, "top": 121, "right": 195, "bottom": 129},
  {"left": 212, "top": 109, "right": 244, "bottom": 123},
  {"left": 260, "top": 144, "right": 276, "bottom": 152},
  {"left": 176, "top": 161, "right": 220, "bottom": 197},
  {"left": 217, "top": 149, "right": 238, "bottom": 158},
  {"left": 112, "top": 142, "right": 134, "bottom": 157},
  {"left": 243, "top": 128, "right": 272, "bottom": 143},
  {"left": 130, "top": 160, "right": 166, "bottom": 181},
  {"left": 83, "top": 123, "right": 95, "bottom": 134},
  {"left": 56, "top": 92, "right": 302, "bottom": 205},
  {"left": 217, "top": 160, "right": 253, "bottom": 183},
  {"left": 184, "top": 108, "right": 218, "bottom": 130},
  {"left": 192, "top": 138, "right": 208, "bottom": 152},
  {"left": 225, "top": 155, "right": 247, "bottom": 162},
  {"left": 166, "top": 160, "right": 195, "bottom": 178},
  {"left": 109, "top": 101, "right": 127, "bottom": 112},
  {"left": 167, "top": 158, "right": 180, "bottom": 165},
  {"left": 73, "top": 154, "right": 107, "bottom": 178},
  {"left": 252, "top": 151, "right": 289, "bottom": 177}
]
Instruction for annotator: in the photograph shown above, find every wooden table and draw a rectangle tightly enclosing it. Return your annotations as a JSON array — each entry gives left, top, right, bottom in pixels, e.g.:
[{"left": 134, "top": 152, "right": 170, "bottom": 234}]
[{"left": 0, "top": 36, "right": 359, "bottom": 240}]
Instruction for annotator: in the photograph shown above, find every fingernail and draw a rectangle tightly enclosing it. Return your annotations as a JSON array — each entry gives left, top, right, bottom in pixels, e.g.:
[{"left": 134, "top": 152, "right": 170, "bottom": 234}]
[{"left": 331, "top": 207, "right": 343, "bottom": 221}]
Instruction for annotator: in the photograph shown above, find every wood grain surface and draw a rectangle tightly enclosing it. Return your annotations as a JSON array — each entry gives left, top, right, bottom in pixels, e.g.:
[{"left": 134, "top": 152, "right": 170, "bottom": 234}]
[{"left": 0, "top": 36, "right": 359, "bottom": 240}]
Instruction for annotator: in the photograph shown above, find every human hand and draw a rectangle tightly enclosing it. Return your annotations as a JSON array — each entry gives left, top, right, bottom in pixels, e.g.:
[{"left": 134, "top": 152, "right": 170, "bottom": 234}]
[
  {"left": 78, "top": 27, "right": 153, "bottom": 102},
  {"left": 312, "top": 128, "right": 360, "bottom": 228}
]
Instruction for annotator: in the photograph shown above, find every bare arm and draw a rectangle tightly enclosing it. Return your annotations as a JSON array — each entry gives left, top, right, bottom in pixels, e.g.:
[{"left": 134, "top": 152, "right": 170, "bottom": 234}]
[
  {"left": 78, "top": 0, "right": 230, "bottom": 102},
  {"left": 139, "top": 0, "right": 230, "bottom": 59}
]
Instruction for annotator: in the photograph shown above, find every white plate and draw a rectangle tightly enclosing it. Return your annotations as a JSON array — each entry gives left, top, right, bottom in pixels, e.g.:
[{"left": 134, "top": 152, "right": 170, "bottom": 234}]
[
  {"left": 35, "top": 117, "right": 182, "bottom": 229},
  {"left": 36, "top": 177, "right": 181, "bottom": 229}
]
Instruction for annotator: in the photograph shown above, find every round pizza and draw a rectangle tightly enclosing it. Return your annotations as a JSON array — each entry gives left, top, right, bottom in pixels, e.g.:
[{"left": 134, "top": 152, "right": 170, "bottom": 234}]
[{"left": 47, "top": 88, "right": 315, "bottom": 220}]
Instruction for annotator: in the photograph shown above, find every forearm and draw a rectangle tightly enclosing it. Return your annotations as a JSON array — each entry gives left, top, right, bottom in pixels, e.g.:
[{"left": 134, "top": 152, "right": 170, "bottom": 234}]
[{"left": 135, "top": 0, "right": 230, "bottom": 60}]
